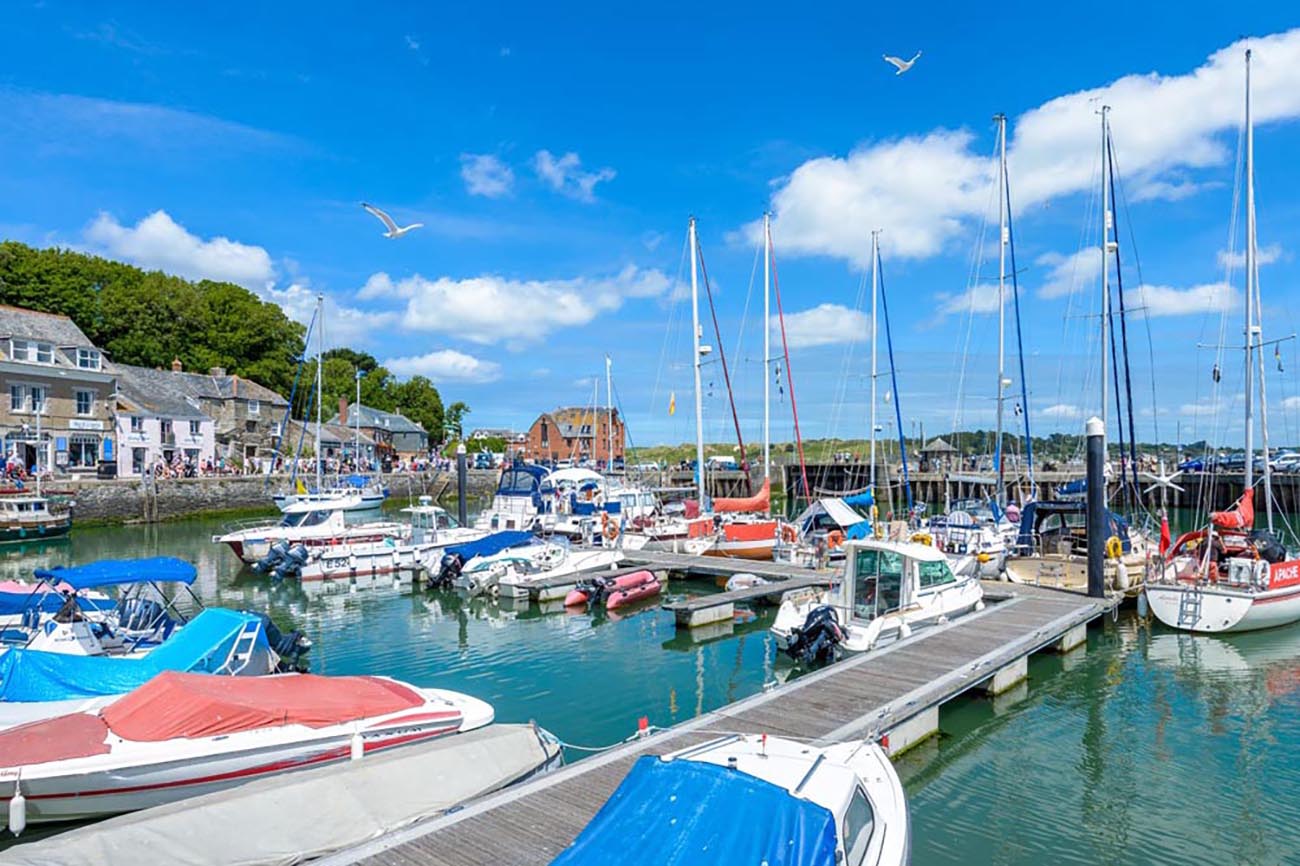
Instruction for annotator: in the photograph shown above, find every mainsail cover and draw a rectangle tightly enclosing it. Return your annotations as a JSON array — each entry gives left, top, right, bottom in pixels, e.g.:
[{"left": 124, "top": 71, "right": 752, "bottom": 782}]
[
  {"left": 713, "top": 478, "right": 771, "bottom": 514},
  {"left": 1211, "top": 488, "right": 1254, "bottom": 530}
]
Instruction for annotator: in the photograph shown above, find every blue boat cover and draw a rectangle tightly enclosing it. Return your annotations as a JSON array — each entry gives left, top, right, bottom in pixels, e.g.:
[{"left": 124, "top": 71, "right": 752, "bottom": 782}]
[
  {"left": 446, "top": 530, "right": 534, "bottom": 561},
  {"left": 0, "top": 590, "right": 116, "bottom": 617},
  {"left": 0, "top": 608, "right": 266, "bottom": 702},
  {"left": 344, "top": 474, "right": 372, "bottom": 489},
  {"left": 844, "top": 489, "right": 875, "bottom": 509},
  {"left": 550, "top": 756, "right": 838, "bottom": 866},
  {"left": 33, "top": 557, "right": 198, "bottom": 591}
]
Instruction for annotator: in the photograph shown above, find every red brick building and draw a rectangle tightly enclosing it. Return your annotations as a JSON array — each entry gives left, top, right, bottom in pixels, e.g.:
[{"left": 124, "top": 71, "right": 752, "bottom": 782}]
[{"left": 524, "top": 407, "right": 625, "bottom": 465}]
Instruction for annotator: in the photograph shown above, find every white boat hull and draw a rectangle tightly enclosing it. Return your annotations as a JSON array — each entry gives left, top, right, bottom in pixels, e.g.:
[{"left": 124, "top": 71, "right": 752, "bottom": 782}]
[
  {"left": 1146, "top": 581, "right": 1300, "bottom": 633},
  {"left": 498, "top": 550, "right": 625, "bottom": 599}
]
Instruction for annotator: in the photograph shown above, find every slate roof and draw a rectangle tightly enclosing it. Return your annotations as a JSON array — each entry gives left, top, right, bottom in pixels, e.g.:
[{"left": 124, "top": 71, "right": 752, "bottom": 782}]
[
  {"left": 285, "top": 419, "right": 375, "bottom": 447},
  {"left": 172, "top": 371, "right": 289, "bottom": 406},
  {"left": 326, "top": 404, "right": 426, "bottom": 434},
  {"left": 112, "top": 364, "right": 209, "bottom": 420},
  {"left": 0, "top": 305, "right": 98, "bottom": 349}
]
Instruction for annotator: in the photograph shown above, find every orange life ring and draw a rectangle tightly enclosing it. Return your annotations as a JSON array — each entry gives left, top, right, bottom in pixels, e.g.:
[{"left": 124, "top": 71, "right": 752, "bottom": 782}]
[
  {"left": 604, "top": 521, "right": 620, "bottom": 541},
  {"left": 826, "top": 530, "right": 845, "bottom": 550},
  {"left": 780, "top": 523, "right": 798, "bottom": 543}
]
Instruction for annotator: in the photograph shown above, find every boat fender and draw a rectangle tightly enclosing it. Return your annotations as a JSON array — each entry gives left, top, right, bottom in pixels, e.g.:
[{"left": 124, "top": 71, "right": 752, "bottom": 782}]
[
  {"left": 7, "top": 780, "right": 25, "bottom": 836},
  {"left": 899, "top": 621, "right": 914, "bottom": 639},
  {"left": 350, "top": 731, "right": 364, "bottom": 761},
  {"left": 911, "top": 532, "right": 932, "bottom": 546},
  {"left": 1105, "top": 535, "right": 1123, "bottom": 560},
  {"left": 1136, "top": 591, "right": 1150, "bottom": 620},
  {"left": 1114, "top": 559, "right": 1130, "bottom": 592}
]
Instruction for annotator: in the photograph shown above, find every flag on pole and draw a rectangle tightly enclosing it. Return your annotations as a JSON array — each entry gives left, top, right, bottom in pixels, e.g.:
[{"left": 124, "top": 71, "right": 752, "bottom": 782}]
[
  {"left": 1159, "top": 512, "right": 1171, "bottom": 556},
  {"left": 668, "top": 391, "right": 676, "bottom": 416}
]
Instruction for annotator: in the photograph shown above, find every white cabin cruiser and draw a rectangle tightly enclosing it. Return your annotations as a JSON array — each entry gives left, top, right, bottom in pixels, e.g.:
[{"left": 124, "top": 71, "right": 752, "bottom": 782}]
[
  {"left": 474, "top": 463, "right": 550, "bottom": 532},
  {"left": 213, "top": 500, "right": 406, "bottom": 564},
  {"left": 772, "top": 537, "right": 984, "bottom": 665},
  {"left": 497, "top": 544, "right": 626, "bottom": 599},
  {"left": 272, "top": 476, "right": 387, "bottom": 513},
  {"left": 551, "top": 733, "right": 909, "bottom": 866}
]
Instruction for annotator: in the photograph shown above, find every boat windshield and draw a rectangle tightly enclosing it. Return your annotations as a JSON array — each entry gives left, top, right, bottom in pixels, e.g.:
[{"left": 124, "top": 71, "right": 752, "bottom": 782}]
[
  {"left": 278, "top": 510, "right": 330, "bottom": 528},
  {"left": 438, "top": 511, "right": 459, "bottom": 529},
  {"left": 843, "top": 786, "right": 876, "bottom": 865},
  {"left": 852, "top": 548, "right": 904, "bottom": 621}
]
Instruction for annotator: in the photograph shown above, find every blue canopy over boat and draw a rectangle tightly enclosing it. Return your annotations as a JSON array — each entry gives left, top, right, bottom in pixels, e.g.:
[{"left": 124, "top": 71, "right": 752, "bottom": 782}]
[
  {"left": 446, "top": 530, "right": 534, "bottom": 562},
  {"left": 550, "top": 756, "right": 838, "bottom": 866},
  {"left": 0, "top": 608, "right": 269, "bottom": 702},
  {"left": 33, "top": 557, "right": 198, "bottom": 591},
  {"left": 1015, "top": 500, "right": 1132, "bottom": 554}
]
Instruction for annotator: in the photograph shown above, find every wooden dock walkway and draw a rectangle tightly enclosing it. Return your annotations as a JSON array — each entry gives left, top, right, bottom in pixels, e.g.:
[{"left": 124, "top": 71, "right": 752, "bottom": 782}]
[{"left": 321, "top": 582, "right": 1116, "bottom": 866}]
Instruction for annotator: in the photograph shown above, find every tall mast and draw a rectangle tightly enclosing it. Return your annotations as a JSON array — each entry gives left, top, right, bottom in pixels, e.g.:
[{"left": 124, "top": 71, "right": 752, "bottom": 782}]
[
  {"left": 763, "top": 213, "right": 771, "bottom": 482},
  {"left": 315, "top": 293, "right": 323, "bottom": 490},
  {"left": 689, "top": 218, "right": 707, "bottom": 506},
  {"left": 354, "top": 368, "right": 361, "bottom": 468},
  {"left": 869, "top": 230, "right": 880, "bottom": 489},
  {"left": 605, "top": 354, "right": 614, "bottom": 471},
  {"left": 1243, "top": 48, "right": 1271, "bottom": 529},
  {"left": 1099, "top": 106, "right": 1111, "bottom": 504},
  {"left": 994, "top": 113, "right": 1008, "bottom": 504}
]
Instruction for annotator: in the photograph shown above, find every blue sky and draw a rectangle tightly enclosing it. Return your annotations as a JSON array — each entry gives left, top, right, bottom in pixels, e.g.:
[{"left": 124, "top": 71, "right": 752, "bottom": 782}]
[{"left": 4, "top": 3, "right": 1300, "bottom": 451}]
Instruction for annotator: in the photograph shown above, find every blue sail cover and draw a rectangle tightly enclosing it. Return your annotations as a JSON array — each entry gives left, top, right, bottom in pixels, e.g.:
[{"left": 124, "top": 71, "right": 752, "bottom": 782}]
[
  {"left": 844, "top": 490, "right": 875, "bottom": 509},
  {"left": 33, "top": 557, "right": 198, "bottom": 591},
  {"left": 446, "top": 530, "right": 534, "bottom": 561},
  {"left": 0, "top": 608, "right": 266, "bottom": 702},
  {"left": 550, "top": 757, "right": 838, "bottom": 866}
]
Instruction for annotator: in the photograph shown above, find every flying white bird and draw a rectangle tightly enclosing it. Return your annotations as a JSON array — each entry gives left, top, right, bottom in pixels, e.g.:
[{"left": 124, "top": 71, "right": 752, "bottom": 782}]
[
  {"left": 361, "top": 202, "right": 423, "bottom": 238},
  {"left": 882, "top": 51, "right": 922, "bottom": 75}
]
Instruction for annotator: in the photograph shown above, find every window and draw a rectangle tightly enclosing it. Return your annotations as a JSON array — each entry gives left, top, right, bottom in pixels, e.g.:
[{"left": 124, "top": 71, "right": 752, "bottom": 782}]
[
  {"left": 130, "top": 416, "right": 144, "bottom": 433},
  {"left": 160, "top": 420, "right": 174, "bottom": 441},
  {"left": 68, "top": 434, "right": 97, "bottom": 468},
  {"left": 918, "top": 559, "right": 957, "bottom": 590},
  {"left": 35, "top": 343, "right": 52, "bottom": 364},
  {"left": 10, "top": 339, "right": 28, "bottom": 361},
  {"left": 75, "top": 390, "right": 93, "bottom": 416},
  {"left": 132, "top": 447, "right": 146, "bottom": 475},
  {"left": 190, "top": 420, "right": 202, "bottom": 436},
  {"left": 841, "top": 787, "right": 876, "bottom": 865},
  {"left": 248, "top": 399, "right": 260, "bottom": 416},
  {"left": 540, "top": 421, "right": 549, "bottom": 446},
  {"left": 28, "top": 386, "right": 44, "bottom": 413},
  {"left": 245, "top": 420, "right": 257, "bottom": 433},
  {"left": 76, "top": 348, "right": 101, "bottom": 370},
  {"left": 852, "top": 548, "right": 904, "bottom": 620},
  {"left": 9, "top": 385, "right": 22, "bottom": 412}
]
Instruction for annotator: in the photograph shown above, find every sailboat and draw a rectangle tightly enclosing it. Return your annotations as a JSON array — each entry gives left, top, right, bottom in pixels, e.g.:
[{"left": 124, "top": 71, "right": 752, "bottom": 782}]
[{"left": 1146, "top": 49, "right": 1300, "bottom": 633}]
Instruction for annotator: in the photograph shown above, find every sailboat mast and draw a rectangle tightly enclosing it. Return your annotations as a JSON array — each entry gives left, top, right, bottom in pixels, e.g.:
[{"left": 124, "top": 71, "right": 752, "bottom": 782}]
[
  {"left": 869, "top": 230, "right": 880, "bottom": 489},
  {"left": 995, "top": 114, "right": 1008, "bottom": 504},
  {"left": 605, "top": 354, "right": 614, "bottom": 472},
  {"left": 354, "top": 369, "right": 360, "bottom": 467},
  {"left": 315, "top": 293, "right": 323, "bottom": 490},
  {"left": 689, "top": 218, "right": 707, "bottom": 505},
  {"left": 763, "top": 213, "right": 771, "bottom": 483},
  {"left": 1099, "top": 106, "right": 1111, "bottom": 503},
  {"left": 1243, "top": 48, "right": 1272, "bottom": 530}
]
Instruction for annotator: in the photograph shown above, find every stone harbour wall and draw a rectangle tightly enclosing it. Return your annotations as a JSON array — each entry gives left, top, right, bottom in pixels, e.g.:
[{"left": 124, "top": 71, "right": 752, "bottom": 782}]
[{"left": 55, "top": 470, "right": 501, "bottom": 524}]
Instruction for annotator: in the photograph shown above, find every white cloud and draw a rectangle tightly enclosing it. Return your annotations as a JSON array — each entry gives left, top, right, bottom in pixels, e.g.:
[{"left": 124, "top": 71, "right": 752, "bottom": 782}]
[
  {"left": 1036, "top": 249, "right": 1103, "bottom": 299},
  {"left": 935, "top": 283, "right": 1006, "bottom": 317},
  {"left": 1128, "top": 282, "right": 1237, "bottom": 317},
  {"left": 260, "top": 282, "right": 397, "bottom": 349},
  {"left": 358, "top": 265, "right": 670, "bottom": 344},
  {"left": 460, "top": 153, "right": 514, "bottom": 198},
  {"left": 1180, "top": 402, "right": 1218, "bottom": 417},
  {"left": 1281, "top": 396, "right": 1300, "bottom": 410},
  {"left": 533, "top": 150, "right": 615, "bottom": 202},
  {"left": 85, "top": 210, "right": 274, "bottom": 289},
  {"left": 775, "top": 304, "right": 870, "bottom": 349},
  {"left": 759, "top": 29, "right": 1300, "bottom": 266},
  {"left": 1217, "top": 243, "right": 1284, "bottom": 269},
  {"left": 1040, "top": 403, "right": 1083, "bottom": 419},
  {"left": 384, "top": 349, "right": 502, "bottom": 383}
]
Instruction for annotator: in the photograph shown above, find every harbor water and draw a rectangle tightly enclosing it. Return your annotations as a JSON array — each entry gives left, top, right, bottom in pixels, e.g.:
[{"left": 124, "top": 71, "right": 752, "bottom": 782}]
[{"left": 3, "top": 513, "right": 1298, "bottom": 864}]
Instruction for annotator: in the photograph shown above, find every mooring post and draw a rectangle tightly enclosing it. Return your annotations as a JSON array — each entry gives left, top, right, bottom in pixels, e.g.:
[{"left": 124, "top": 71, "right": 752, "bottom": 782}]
[
  {"left": 456, "top": 441, "right": 468, "bottom": 527},
  {"left": 1085, "top": 416, "right": 1105, "bottom": 599}
]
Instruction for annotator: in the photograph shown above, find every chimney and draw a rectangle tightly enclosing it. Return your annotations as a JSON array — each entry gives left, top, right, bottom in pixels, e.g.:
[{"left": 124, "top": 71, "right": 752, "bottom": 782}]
[
  {"left": 171, "top": 358, "right": 183, "bottom": 373},
  {"left": 209, "top": 366, "right": 226, "bottom": 377}
]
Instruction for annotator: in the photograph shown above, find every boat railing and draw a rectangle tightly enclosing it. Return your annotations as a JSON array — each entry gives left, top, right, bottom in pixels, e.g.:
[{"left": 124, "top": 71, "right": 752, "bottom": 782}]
[{"left": 219, "top": 516, "right": 286, "bottom": 536}]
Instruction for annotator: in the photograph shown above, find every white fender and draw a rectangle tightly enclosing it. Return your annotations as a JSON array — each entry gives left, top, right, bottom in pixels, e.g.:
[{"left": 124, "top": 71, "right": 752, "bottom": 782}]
[{"left": 7, "top": 782, "right": 26, "bottom": 836}]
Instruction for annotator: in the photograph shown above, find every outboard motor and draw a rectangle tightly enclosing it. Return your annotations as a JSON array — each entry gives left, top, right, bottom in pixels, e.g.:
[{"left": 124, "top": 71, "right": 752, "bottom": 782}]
[
  {"left": 1250, "top": 529, "right": 1287, "bottom": 565},
  {"left": 246, "top": 612, "right": 312, "bottom": 672},
  {"left": 783, "top": 605, "right": 844, "bottom": 667},
  {"left": 272, "top": 544, "right": 310, "bottom": 581},
  {"left": 573, "top": 577, "right": 611, "bottom": 608},
  {"left": 429, "top": 552, "right": 465, "bottom": 590},
  {"left": 252, "top": 540, "right": 291, "bottom": 574}
]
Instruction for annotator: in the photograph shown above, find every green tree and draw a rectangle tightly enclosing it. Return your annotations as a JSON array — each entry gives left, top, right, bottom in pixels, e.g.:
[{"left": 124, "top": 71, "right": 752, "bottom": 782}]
[{"left": 445, "top": 401, "right": 470, "bottom": 440}]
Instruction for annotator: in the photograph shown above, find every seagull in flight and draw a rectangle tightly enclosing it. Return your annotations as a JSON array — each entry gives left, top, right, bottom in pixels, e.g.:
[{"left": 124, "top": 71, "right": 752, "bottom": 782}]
[
  {"left": 883, "top": 51, "right": 922, "bottom": 75},
  {"left": 361, "top": 202, "right": 423, "bottom": 239}
]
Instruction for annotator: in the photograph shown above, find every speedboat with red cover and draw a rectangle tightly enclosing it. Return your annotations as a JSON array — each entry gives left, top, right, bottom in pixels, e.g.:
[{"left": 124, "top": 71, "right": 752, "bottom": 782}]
[{"left": 0, "top": 670, "right": 493, "bottom": 828}]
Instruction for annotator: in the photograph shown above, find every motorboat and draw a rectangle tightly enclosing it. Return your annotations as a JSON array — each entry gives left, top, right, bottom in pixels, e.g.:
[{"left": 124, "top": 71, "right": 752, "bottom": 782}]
[
  {"left": 623, "top": 502, "right": 718, "bottom": 556},
  {"left": 426, "top": 530, "right": 538, "bottom": 595},
  {"left": 0, "top": 670, "right": 493, "bottom": 830},
  {"left": 272, "top": 475, "right": 387, "bottom": 513},
  {"left": 0, "top": 494, "right": 72, "bottom": 544},
  {"left": 772, "top": 537, "right": 985, "bottom": 665},
  {"left": 774, "top": 493, "right": 874, "bottom": 568},
  {"left": 474, "top": 463, "right": 550, "bottom": 532},
  {"left": 563, "top": 569, "right": 662, "bottom": 610},
  {"left": 213, "top": 500, "right": 406, "bottom": 564},
  {"left": 550, "top": 733, "right": 909, "bottom": 866},
  {"left": 926, "top": 497, "right": 1019, "bottom": 579},
  {"left": 1003, "top": 499, "right": 1149, "bottom": 596},
  {"left": 481, "top": 538, "right": 625, "bottom": 600}
]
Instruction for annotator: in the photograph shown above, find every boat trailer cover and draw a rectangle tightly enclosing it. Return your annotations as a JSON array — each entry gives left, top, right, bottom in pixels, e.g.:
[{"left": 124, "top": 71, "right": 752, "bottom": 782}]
[
  {"left": 550, "top": 756, "right": 838, "bottom": 866},
  {"left": 0, "top": 724, "right": 560, "bottom": 866}
]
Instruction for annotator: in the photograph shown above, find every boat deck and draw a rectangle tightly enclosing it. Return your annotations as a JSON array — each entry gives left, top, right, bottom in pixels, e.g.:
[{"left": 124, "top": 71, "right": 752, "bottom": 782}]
[
  {"left": 322, "top": 582, "right": 1116, "bottom": 866},
  {"left": 625, "top": 548, "right": 828, "bottom": 579}
]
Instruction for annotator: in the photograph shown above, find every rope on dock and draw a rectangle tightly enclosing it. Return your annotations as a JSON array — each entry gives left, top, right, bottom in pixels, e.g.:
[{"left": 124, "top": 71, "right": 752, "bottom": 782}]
[{"left": 556, "top": 726, "right": 668, "bottom": 753}]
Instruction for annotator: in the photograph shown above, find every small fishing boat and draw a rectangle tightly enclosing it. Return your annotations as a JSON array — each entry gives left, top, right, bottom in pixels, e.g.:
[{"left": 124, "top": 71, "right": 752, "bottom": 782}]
[
  {"left": 563, "top": 570, "right": 662, "bottom": 610},
  {"left": 425, "top": 531, "right": 538, "bottom": 596},
  {"left": 0, "top": 670, "right": 493, "bottom": 830},
  {"left": 551, "top": 733, "right": 909, "bottom": 866},
  {"left": 474, "top": 463, "right": 550, "bottom": 532},
  {"left": 0, "top": 494, "right": 72, "bottom": 544},
  {"left": 771, "top": 537, "right": 984, "bottom": 665},
  {"left": 213, "top": 500, "right": 406, "bottom": 565}
]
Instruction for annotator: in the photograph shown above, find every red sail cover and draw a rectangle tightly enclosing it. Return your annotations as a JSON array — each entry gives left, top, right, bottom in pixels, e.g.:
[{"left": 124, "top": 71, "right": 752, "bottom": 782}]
[
  {"left": 1211, "top": 488, "right": 1254, "bottom": 530},
  {"left": 102, "top": 672, "right": 427, "bottom": 742},
  {"left": 714, "top": 478, "right": 771, "bottom": 514}
]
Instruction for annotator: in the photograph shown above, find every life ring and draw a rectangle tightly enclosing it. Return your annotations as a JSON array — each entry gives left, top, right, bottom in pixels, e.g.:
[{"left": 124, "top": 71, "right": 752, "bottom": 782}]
[
  {"left": 826, "top": 530, "right": 845, "bottom": 550},
  {"left": 1105, "top": 535, "right": 1123, "bottom": 559},
  {"left": 604, "top": 518, "right": 620, "bottom": 541},
  {"left": 780, "top": 524, "right": 798, "bottom": 543},
  {"left": 911, "top": 532, "right": 933, "bottom": 546}
]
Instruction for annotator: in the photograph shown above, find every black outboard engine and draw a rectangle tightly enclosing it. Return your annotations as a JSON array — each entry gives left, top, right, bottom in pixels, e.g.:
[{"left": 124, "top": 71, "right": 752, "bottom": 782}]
[
  {"left": 573, "top": 577, "right": 611, "bottom": 608},
  {"left": 1250, "top": 529, "right": 1287, "bottom": 564},
  {"left": 272, "top": 544, "right": 310, "bottom": 581},
  {"left": 783, "top": 605, "right": 844, "bottom": 667},
  {"left": 252, "top": 540, "right": 291, "bottom": 574},
  {"left": 248, "top": 612, "right": 312, "bottom": 672},
  {"left": 429, "top": 552, "right": 465, "bottom": 590}
]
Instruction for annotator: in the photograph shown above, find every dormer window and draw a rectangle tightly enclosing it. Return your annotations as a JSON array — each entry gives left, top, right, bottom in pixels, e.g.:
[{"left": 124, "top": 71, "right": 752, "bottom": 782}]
[
  {"left": 77, "top": 348, "right": 101, "bottom": 370},
  {"left": 35, "top": 343, "right": 52, "bottom": 364},
  {"left": 9, "top": 339, "right": 50, "bottom": 363},
  {"left": 248, "top": 399, "right": 260, "bottom": 416}
]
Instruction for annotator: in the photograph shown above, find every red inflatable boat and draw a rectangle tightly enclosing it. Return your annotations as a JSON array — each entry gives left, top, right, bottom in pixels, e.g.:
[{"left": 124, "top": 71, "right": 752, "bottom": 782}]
[{"left": 565, "top": 570, "right": 662, "bottom": 610}]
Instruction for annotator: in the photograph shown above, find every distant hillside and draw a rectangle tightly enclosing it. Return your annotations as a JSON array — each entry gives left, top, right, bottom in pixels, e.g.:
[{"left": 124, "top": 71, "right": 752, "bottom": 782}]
[{"left": 0, "top": 241, "right": 451, "bottom": 442}]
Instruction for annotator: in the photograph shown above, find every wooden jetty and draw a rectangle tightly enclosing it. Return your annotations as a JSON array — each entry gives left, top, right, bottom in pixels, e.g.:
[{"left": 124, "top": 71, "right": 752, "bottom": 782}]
[{"left": 320, "top": 581, "right": 1116, "bottom": 866}]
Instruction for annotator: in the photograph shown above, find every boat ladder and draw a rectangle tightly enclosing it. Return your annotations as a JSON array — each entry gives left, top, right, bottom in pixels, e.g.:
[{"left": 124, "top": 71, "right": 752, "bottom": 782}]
[
  {"left": 1177, "top": 584, "right": 1203, "bottom": 629},
  {"left": 216, "top": 620, "right": 265, "bottom": 675}
]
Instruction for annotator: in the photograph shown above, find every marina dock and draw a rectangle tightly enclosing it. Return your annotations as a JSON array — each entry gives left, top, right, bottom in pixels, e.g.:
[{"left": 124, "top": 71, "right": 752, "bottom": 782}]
[{"left": 320, "top": 581, "right": 1116, "bottom": 866}]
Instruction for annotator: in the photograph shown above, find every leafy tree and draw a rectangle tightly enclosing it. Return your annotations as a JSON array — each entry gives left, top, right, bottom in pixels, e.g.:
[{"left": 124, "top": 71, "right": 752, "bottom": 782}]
[{"left": 445, "top": 401, "right": 470, "bottom": 441}]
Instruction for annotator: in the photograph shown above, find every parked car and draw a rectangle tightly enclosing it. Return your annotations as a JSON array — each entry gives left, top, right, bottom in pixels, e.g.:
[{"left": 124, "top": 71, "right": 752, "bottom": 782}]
[
  {"left": 1178, "top": 457, "right": 1205, "bottom": 472},
  {"left": 473, "top": 452, "right": 494, "bottom": 469}
]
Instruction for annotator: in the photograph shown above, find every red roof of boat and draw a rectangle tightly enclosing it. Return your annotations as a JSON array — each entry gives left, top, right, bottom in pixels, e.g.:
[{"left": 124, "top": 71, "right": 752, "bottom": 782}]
[{"left": 102, "top": 672, "right": 428, "bottom": 742}]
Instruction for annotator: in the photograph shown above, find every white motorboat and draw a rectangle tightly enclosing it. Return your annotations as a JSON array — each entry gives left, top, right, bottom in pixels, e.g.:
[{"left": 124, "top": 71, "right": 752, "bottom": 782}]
[
  {"left": 213, "top": 501, "right": 406, "bottom": 565},
  {"left": 272, "top": 485, "right": 386, "bottom": 513},
  {"left": 927, "top": 498, "right": 1019, "bottom": 579},
  {"left": 475, "top": 463, "right": 550, "bottom": 532},
  {"left": 772, "top": 537, "right": 984, "bottom": 665},
  {"left": 551, "top": 733, "right": 909, "bottom": 866},
  {"left": 774, "top": 494, "right": 874, "bottom": 568},
  {"left": 497, "top": 545, "right": 626, "bottom": 599},
  {"left": 0, "top": 670, "right": 493, "bottom": 830}
]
